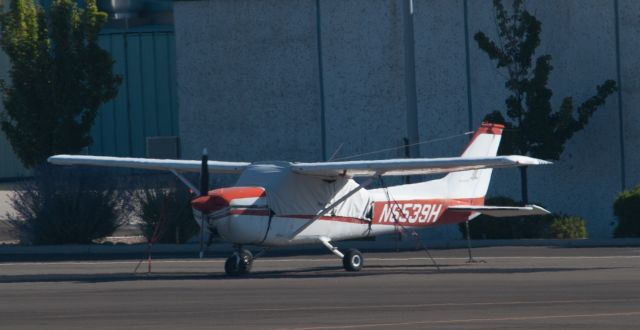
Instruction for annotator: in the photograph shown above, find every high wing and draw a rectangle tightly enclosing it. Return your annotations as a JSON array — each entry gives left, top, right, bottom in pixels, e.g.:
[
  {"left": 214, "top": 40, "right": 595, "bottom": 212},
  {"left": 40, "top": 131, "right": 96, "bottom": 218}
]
[
  {"left": 447, "top": 205, "right": 550, "bottom": 217},
  {"left": 47, "top": 155, "right": 249, "bottom": 174},
  {"left": 291, "top": 155, "right": 551, "bottom": 177}
]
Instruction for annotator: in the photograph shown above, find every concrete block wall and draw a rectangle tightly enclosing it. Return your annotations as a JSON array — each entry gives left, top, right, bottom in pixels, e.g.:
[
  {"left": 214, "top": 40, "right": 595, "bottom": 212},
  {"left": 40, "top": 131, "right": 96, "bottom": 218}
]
[
  {"left": 320, "top": 0, "right": 407, "bottom": 162},
  {"left": 620, "top": 0, "right": 640, "bottom": 187},
  {"left": 175, "top": 0, "right": 323, "bottom": 163},
  {"left": 174, "top": 0, "right": 639, "bottom": 239}
]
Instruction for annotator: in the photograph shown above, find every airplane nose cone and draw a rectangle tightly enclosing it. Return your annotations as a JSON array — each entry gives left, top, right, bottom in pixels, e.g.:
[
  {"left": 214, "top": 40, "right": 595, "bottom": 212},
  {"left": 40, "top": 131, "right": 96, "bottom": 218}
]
[
  {"left": 191, "top": 187, "right": 266, "bottom": 213},
  {"left": 191, "top": 195, "right": 228, "bottom": 213}
]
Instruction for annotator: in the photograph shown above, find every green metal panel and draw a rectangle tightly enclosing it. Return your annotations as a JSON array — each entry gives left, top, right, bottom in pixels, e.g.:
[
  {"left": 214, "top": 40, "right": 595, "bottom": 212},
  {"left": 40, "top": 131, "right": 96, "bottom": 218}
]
[
  {"left": 90, "top": 36, "right": 108, "bottom": 155},
  {"left": 89, "top": 30, "right": 177, "bottom": 158},
  {"left": 154, "top": 33, "right": 172, "bottom": 136},
  {"left": 141, "top": 34, "right": 159, "bottom": 138},
  {"left": 168, "top": 34, "right": 178, "bottom": 136},
  {"left": 125, "top": 34, "right": 145, "bottom": 157},
  {"left": 112, "top": 34, "right": 131, "bottom": 156}
]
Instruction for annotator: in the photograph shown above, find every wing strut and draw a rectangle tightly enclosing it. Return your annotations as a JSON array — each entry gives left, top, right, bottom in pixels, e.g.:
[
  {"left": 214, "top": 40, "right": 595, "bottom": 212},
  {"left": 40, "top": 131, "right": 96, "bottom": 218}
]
[
  {"left": 170, "top": 170, "right": 200, "bottom": 195},
  {"left": 290, "top": 174, "right": 380, "bottom": 238}
]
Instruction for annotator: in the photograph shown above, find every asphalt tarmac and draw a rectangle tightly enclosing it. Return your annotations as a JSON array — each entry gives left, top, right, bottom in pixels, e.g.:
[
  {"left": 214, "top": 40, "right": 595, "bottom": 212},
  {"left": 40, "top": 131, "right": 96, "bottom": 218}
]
[{"left": 1, "top": 246, "right": 640, "bottom": 329}]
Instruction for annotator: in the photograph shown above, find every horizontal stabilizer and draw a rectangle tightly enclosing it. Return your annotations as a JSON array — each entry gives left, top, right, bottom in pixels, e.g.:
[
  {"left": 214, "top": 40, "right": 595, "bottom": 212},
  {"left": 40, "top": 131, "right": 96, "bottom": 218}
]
[
  {"left": 448, "top": 205, "right": 550, "bottom": 217},
  {"left": 48, "top": 155, "right": 249, "bottom": 174}
]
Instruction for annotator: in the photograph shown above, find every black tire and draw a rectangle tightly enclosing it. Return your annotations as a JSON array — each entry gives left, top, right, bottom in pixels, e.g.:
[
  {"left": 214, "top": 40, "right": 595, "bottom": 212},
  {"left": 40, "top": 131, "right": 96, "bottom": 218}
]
[
  {"left": 224, "top": 250, "right": 253, "bottom": 276},
  {"left": 342, "top": 249, "right": 363, "bottom": 272},
  {"left": 238, "top": 250, "right": 253, "bottom": 274},
  {"left": 224, "top": 256, "right": 239, "bottom": 276}
]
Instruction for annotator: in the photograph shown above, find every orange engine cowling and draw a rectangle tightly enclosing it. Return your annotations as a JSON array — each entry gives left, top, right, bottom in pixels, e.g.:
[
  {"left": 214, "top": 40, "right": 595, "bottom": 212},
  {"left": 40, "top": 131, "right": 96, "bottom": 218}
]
[
  {"left": 192, "top": 186, "right": 270, "bottom": 245},
  {"left": 191, "top": 186, "right": 266, "bottom": 213}
]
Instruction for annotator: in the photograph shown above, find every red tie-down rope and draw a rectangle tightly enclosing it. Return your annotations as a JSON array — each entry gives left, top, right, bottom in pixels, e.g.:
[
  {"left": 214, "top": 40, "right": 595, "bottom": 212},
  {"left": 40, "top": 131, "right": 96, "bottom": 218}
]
[
  {"left": 134, "top": 192, "right": 172, "bottom": 275},
  {"left": 378, "top": 176, "right": 440, "bottom": 271}
]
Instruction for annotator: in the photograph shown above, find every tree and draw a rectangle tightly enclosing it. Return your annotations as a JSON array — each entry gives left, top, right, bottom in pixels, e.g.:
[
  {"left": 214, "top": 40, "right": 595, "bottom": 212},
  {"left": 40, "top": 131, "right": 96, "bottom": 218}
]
[
  {"left": 474, "top": 0, "right": 616, "bottom": 203},
  {"left": 0, "top": 0, "right": 121, "bottom": 168}
]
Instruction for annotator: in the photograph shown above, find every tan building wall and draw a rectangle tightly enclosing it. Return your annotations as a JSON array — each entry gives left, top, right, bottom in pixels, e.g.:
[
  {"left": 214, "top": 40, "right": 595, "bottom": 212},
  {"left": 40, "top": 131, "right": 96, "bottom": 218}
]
[{"left": 174, "top": 0, "right": 640, "bottom": 239}]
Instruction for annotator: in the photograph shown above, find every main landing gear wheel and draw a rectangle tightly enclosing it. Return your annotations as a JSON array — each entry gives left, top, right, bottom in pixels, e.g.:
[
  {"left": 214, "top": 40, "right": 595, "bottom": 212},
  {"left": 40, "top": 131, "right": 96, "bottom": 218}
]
[
  {"left": 342, "top": 249, "right": 363, "bottom": 272},
  {"left": 224, "top": 249, "right": 253, "bottom": 276}
]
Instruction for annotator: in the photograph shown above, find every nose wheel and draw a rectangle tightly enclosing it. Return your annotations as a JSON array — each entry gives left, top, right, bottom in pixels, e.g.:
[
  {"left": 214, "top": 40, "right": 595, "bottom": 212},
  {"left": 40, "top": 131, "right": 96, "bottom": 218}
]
[{"left": 224, "top": 249, "right": 253, "bottom": 276}]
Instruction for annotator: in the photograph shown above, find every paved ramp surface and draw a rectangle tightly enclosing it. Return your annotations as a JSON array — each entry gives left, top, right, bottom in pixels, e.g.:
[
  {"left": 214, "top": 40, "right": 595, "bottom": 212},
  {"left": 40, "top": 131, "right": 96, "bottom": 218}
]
[{"left": 1, "top": 247, "right": 639, "bottom": 329}]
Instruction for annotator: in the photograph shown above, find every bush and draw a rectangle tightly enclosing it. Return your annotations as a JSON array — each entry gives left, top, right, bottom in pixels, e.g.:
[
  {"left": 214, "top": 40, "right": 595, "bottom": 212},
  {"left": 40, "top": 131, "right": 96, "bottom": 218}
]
[
  {"left": 549, "top": 216, "right": 588, "bottom": 239},
  {"left": 7, "top": 166, "right": 134, "bottom": 244},
  {"left": 135, "top": 181, "right": 197, "bottom": 244},
  {"left": 459, "top": 197, "right": 553, "bottom": 239},
  {"left": 613, "top": 185, "right": 640, "bottom": 237}
]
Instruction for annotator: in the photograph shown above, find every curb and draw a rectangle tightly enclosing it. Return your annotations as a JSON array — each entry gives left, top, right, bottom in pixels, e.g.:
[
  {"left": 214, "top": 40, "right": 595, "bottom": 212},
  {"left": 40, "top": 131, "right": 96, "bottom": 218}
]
[{"left": 2, "top": 238, "right": 640, "bottom": 256}]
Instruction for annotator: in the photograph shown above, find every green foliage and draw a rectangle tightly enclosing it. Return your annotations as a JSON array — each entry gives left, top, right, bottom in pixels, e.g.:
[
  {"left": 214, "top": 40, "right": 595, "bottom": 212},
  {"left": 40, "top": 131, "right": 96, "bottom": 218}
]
[
  {"left": 613, "top": 185, "right": 640, "bottom": 238},
  {"left": 0, "top": 0, "right": 121, "bottom": 168},
  {"left": 474, "top": 0, "right": 616, "bottom": 161},
  {"left": 7, "top": 166, "right": 134, "bottom": 245},
  {"left": 135, "top": 182, "right": 198, "bottom": 244},
  {"left": 549, "top": 215, "right": 587, "bottom": 239}
]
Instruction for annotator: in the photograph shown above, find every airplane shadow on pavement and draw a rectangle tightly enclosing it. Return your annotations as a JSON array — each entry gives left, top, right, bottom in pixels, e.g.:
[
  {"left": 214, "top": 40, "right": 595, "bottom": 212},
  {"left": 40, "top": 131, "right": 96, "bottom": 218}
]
[{"left": 0, "top": 265, "right": 626, "bottom": 284}]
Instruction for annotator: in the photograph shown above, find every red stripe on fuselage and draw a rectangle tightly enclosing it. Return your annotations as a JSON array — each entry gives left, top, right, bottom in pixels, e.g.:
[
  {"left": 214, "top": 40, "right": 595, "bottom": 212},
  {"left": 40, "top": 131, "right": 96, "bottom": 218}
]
[
  {"left": 226, "top": 210, "right": 368, "bottom": 224},
  {"left": 283, "top": 215, "right": 368, "bottom": 224},
  {"left": 225, "top": 197, "right": 484, "bottom": 227}
]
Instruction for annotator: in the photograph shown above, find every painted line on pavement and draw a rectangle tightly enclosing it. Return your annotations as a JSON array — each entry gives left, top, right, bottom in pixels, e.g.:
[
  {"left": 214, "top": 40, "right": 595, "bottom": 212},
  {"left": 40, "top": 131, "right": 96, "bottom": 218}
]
[
  {"left": 247, "top": 298, "right": 638, "bottom": 313},
  {"left": 288, "top": 311, "right": 640, "bottom": 330}
]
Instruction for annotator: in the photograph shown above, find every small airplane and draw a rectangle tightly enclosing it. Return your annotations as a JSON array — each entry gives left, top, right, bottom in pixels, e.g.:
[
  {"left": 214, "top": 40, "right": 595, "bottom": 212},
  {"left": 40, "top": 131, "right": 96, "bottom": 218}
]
[{"left": 49, "top": 122, "right": 551, "bottom": 275}]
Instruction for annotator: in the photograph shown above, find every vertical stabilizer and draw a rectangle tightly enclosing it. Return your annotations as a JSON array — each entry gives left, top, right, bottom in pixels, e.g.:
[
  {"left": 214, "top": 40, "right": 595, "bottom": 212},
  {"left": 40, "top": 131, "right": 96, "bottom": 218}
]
[
  {"left": 370, "top": 122, "right": 505, "bottom": 202},
  {"left": 443, "top": 122, "right": 504, "bottom": 200}
]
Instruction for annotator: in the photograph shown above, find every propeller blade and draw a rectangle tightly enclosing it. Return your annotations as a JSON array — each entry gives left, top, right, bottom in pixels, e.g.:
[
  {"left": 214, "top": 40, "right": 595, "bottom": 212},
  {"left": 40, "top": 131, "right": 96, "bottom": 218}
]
[
  {"left": 200, "top": 148, "right": 209, "bottom": 197},
  {"left": 199, "top": 148, "right": 209, "bottom": 258},
  {"left": 199, "top": 211, "right": 206, "bottom": 259}
]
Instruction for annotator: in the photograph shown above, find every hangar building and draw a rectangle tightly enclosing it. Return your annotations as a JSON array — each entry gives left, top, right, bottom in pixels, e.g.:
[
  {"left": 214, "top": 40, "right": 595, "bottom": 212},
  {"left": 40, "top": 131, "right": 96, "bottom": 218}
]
[{"left": 1, "top": 0, "right": 639, "bottom": 240}]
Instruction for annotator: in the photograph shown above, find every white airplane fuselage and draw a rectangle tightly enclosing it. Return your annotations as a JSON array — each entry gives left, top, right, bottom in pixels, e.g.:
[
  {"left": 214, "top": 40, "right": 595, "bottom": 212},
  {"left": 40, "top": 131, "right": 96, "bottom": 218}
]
[{"left": 193, "top": 175, "right": 479, "bottom": 247}]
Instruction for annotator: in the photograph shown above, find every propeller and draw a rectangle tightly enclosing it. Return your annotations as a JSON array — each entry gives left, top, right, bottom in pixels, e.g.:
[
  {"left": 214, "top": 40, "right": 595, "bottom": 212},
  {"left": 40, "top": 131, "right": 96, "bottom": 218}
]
[{"left": 199, "top": 148, "right": 209, "bottom": 259}]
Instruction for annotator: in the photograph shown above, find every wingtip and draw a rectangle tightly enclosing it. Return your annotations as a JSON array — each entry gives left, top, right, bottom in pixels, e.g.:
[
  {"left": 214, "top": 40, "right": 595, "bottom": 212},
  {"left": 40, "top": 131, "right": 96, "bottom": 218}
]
[
  {"left": 506, "top": 155, "right": 553, "bottom": 166},
  {"left": 524, "top": 204, "right": 551, "bottom": 215}
]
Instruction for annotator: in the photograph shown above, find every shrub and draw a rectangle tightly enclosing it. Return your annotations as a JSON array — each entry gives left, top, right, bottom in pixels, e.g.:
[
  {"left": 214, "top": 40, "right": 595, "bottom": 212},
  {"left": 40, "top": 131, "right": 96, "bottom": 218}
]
[
  {"left": 459, "top": 196, "right": 553, "bottom": 239},
  {"left": 135, "top": 181, "right": 197, "bottom": 244},
  {"left": 613, "top": 185, "right": 640, "bottom": 237},
  {"left": 549, "top": 215, "right": 588, "bottom": 239},
  {"left": 7, "top": 166, "right": 134, "bottom": 244}
]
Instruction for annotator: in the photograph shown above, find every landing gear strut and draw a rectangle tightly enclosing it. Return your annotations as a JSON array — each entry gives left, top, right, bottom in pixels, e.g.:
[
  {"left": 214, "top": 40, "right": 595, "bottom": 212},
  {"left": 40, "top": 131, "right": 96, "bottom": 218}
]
[
  {"left": 320, "top": 237, "right": 364, "bottom": 272},
  {"left": 224, "top": 247, "right": 253, "bottom": 276}
]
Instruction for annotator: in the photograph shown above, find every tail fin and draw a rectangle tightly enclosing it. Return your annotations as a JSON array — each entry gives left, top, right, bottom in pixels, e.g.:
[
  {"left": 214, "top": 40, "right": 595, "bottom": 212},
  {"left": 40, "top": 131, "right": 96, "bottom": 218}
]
[
  {"left": 443, "top": 122, "right": 504, "bottom": 200},
  {"left": 375, "top": 122, "right": 505, "bottom": 202}
]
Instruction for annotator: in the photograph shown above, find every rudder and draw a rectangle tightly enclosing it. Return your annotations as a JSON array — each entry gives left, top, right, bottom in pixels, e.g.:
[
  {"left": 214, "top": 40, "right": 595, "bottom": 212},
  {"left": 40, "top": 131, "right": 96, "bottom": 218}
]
[{"left": 443, "top": 122, "right": 504, "bottom": 201}]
